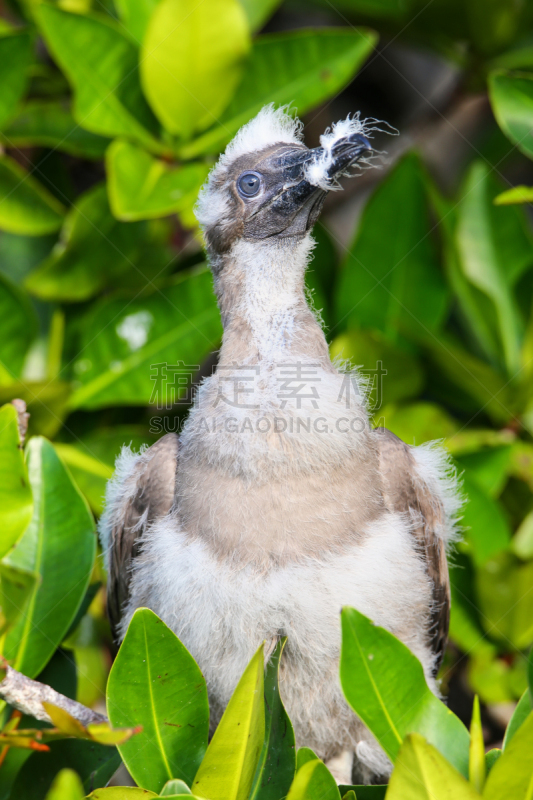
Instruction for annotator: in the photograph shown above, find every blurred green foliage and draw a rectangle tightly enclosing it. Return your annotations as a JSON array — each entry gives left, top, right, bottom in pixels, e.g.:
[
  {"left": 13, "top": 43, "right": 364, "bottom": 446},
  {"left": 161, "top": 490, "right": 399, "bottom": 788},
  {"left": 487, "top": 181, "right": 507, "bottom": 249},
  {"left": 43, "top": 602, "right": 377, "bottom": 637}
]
[{"left": 2, "top": 0, "right": 533, "bottom": 794}]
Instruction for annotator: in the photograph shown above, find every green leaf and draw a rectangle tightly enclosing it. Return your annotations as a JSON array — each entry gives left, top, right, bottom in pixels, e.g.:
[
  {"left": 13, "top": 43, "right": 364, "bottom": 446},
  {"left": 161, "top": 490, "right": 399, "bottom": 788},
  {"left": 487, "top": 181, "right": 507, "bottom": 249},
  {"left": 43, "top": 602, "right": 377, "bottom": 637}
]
[
  {"left": 141, "top": 0, "right": 250, "bottom": 138},
  {"left": 339, "top": 787, "right": 386, "bottom": 799},
  {"left": 336, "top": 153, "right": 448, "bottom": 339},
  {"left": 483, "top": 711, "right": 533, "bottom": 800},
  {"left": 69, "top": 266, "right": 221, "bottom": 410},
  {"left": 193, "top": 645, "right": 265, "bottom": 800},
  {"left": 0, "top": 562, "right": 38, "bottom": 641},
  {"left": 485, "top": 749, "right": 501, "bottom": 774},
  {"left": 0, "top": 404, "right": 33, "bottom": 559},
  {"left": 340, "top": 607, "right": 470, "bottom": 775},
  {"left": 250, "top": 639, "right": 295, "bottom": 800},
  {"left": 106, "top": 139, "right": 209, "bottom": 221},
  {"left": 0, "top": 31, "right": 33, "bottom": 129},
  {"left": 8, "top": 739, "right": 121, "bottom": 799},
  {"left": 44, "top": 769, "right": 85, "bottom": 800},
  {"left": 180, "top": 28, "right": 377, "bottom": 158},
  {"left": 489, "top": 71, "right": 533, "bottom": 162},
  {"left": 296, "top": 747, "right": 319, "bottom": 769},
  {"left": 35, "top": 4, "right": 161, "bottom": 150},
  {"left": 503, "top": 690, "right": 532, "bottom": 750},
  {"left": 512, "top": 509, "right": 533, "bottom": 559},
  {"left": 160, "top": 780, "right": 193, "bottom": 795},
  {"left": 457, "top": 446, "right": 512, "bottom": 497},
  {"left": 385, "top": 733, "right": 479, "bottom": 800},
  {"left": 2, "top": 437, "right": 96, "bottom": 678},
  {"left": 455, "top": 161, "right": 532, "bottom": 374},
  {"left": 238, "top": 0, "right": 280, "bottom": 31},
  {"left": 377, "top": 402, "right": 458, "bottom": 445},
  {"left": 114, "top": 0, "right": 159, "bottom": 41},
  {"left": 469, "top": 696, "right": 486, "bottom": 793},
  {"left": 53, "top": 443, "right": 112, "bottom": 515},
  {"left": 1, "top": 101, "right": 110, "bottom": 158},
  {"left": 0, "top": 273, "right": 38, "bottom": 378},
  {"left": 476, "top": 553, "right": 533, "bottom": 649},
  {"left": 0, "top": 380, "right": 71, "bottom": 439},
  {"left": 107, "top": 608, "right": 209, "bottom": 792},
  {"left": 25, "top": 183, "right": 152, "bottom": 302},
  {"left": 0, "top": 155, "right": 64, "bottom": 236},
  {"left": 285, "top": 759, "right": 339, "bottom": 800},
  {"left": 494, "top": 185, "right": 533, "bottom": 205},
  {"left": 459, "top": 471, "right": 511, "bottom": 566},
  {"left": 89, "top": 790, "right": 158, "bottom": 799},
  {"left": 414, "top": 332, "right": 515, "bottom": 425},
  {"left": 329, "top": 328, "right": 424, "bottom": 411}
]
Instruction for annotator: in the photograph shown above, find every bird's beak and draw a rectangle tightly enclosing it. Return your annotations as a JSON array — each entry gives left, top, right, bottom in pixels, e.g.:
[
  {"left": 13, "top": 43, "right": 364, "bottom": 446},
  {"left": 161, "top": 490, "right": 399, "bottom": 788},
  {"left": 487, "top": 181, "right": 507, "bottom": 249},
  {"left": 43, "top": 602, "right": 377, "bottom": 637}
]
[{"left": 260, "top": 132, "right": 372, "bottom": 238}]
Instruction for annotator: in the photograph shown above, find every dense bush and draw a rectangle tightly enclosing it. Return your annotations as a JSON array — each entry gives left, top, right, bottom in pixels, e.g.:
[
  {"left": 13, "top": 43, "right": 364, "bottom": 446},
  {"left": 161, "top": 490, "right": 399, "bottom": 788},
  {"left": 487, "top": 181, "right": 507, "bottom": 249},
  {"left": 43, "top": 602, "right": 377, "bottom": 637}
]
[{"left": 1, "top": 0, "right": 533, "bottom": 795}]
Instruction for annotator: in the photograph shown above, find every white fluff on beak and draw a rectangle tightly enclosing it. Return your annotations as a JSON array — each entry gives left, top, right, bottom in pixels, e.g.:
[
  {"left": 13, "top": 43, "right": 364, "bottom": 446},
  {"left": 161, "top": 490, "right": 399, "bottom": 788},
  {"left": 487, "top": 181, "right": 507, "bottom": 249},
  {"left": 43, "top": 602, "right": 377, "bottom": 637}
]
[{"left": 304, "top": 113, "right": 383, "bottom": 191}]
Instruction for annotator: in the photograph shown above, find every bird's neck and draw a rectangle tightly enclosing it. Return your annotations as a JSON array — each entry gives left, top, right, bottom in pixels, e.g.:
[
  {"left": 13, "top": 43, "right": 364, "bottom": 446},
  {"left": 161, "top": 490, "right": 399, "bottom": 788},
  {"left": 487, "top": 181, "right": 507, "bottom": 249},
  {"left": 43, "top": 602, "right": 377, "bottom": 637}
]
[{"left": 211, "top": 235, "right": 331, "bottom": 366}]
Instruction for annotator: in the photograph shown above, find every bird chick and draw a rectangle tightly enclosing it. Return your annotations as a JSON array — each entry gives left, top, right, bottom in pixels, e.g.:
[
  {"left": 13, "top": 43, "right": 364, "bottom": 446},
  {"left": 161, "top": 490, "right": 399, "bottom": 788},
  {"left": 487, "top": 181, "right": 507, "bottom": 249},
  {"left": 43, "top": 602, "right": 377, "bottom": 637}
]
[{"left": 100, "top": 105, "right": 460, "bottom": 784}]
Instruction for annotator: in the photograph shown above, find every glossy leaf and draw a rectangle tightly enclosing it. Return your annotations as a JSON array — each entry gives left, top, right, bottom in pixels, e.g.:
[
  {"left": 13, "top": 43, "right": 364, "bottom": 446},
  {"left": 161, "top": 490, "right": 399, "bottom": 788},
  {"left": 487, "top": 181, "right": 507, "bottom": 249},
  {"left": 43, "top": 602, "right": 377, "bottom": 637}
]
[
  {"left": 336, "top": 153, "right": 449, "bottom": 338},
  {"left": 0, "top": 403, "right": 33, "bottom": 559},
  {"left": 285, "top": 759, "right": 339, "bottom": 800},
  {"left": 476, "top": 553, "right": 533, "bottom": 649},
  {"left": 1, "top": 101, "right": 110, "bottom": 158},
  {"left": 250, "top": 638, "right": 295, "bottom": 800},
  {"left": 89, "top": 791, "right": 157, "bottom": 799},
  {"left": 0, "top": 562, "right": 38, "bottom": 633},
  {"left": 455, "top": 161, "right": 532, "bottom": 373},
  {"left": 340, "top": 607, "right": 470, "bottom": 775},
  {"left": 239, "top": 0, "right": 280, "bottom": 31},
  {"left": 44, "top": 769, "right": 84, "bottom": 800},
  {"left": 25, "top": 184, "right": 152, "bottom": 302},
  {"left": 494, "top": 185, "right": 533, "bottom": 205},
  {"left": 0, "top": 273, "right": 37, "bottom": 379},
  {"left": 377, "top": 402, "right": 458, "bottom": 445},
  {"left": 483, "top": 711, "right": 533, "bottom": 800},
  {"left": 36, "top": 4, "right": 161, "bottom": 150},
  {"left": 489, "top": 71, "right": 533, "bottom": 161},
  {"left": 8, "top": 739, "right": 121, "bottom": 799},
  {"left": 485, "top": 749, "right": 501, "bottom": 774},
  {"left": 180, "top": 28, "right": 377, "bottom": 158},
  {"left": 42, "top": 703, "right": 140, "bottom": 746},
  {"left": 0, "top": 380, "right": 71, "bottom": 439},
  {"left": 512, "top": 508, "right": 533, "bottom": 559},
  {"left": 2, "top": 437, "right": 96, "bottom": 678},
  {"left": 0, "top": 155, "right": 64, "bottom": 236},
  {"left": 53, "top": 443, "right": 112, "bottom": 515},
  {"left": 107, "top": 608, "right": 209, "bottom": 792},
  {"left": 107, "top": 139, "right": 209, "bottom": 221},
  {"left": 296, "top": 748, "right": 319, "bottom": 769},
  {"left": 330, "top": 328, "right": 424, "bottom": 411},
  {"left": 459, "top": 471, "right": 511, "bottom": 566},
  {"left": 141, "top": 0, "right": 250, "bottom": 138},
  {"left": 0, "top": 31, "right": 33, "bottom": 129},
  {"left": 69, "top": 266, "right": 221, "bottom": 410},
  {"left": 339, "top": 787, "right": 387, "bottom": 799},
  {"left": 385, "top": 733, "right": 479, "bottom": 800},
  {"left": 160, "top": 780, "right": 193, "bottom": 795},
  {"left": 502, "top": 690, "right": 532, "bottom": 750},
  {"left": 469, "top": 696, "right": 485, "bottom": 792},
  {"left": 114, "top": 0, "right": 159, "bottom": 41},
  {"left": 193, "top": 645, "right": 265, "bottom": 800},
  {"left": 457, "top": 445, "right": 512, "bottom": 497}
]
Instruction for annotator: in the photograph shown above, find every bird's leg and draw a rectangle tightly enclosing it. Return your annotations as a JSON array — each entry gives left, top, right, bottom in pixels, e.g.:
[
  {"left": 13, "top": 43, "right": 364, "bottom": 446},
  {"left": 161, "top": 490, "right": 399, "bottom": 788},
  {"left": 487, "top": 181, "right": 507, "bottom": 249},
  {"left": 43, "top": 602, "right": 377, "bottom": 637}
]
[{"left": 325, "top": 749, "right": 354, "bottom": 784}]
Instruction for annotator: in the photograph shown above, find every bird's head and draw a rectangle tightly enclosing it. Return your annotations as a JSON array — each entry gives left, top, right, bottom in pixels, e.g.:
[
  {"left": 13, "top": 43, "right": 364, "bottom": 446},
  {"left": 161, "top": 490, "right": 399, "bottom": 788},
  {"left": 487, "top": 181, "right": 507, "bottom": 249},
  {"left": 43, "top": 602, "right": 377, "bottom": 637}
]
[{"left": 195, "top": 105, "right": 376, "bottom": 260}]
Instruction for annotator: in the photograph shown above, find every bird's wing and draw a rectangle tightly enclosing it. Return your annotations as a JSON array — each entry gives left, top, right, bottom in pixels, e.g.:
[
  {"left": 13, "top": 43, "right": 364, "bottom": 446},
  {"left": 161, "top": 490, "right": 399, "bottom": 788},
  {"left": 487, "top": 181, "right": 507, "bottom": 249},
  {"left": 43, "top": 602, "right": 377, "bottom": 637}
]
[
  {"left": 104, "top": 433, "right": 179, "bottom": 640},
  {"left": 373, "top": 427, "right": 450, "bottom": 675}
]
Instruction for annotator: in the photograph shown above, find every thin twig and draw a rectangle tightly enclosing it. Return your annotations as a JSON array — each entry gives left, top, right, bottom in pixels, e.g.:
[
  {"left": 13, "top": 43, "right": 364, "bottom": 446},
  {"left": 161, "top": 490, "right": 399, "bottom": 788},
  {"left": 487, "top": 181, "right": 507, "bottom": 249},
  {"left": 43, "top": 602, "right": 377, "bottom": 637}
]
[{"left": 0, "top": 665, "right": 107, "bottom": 727}]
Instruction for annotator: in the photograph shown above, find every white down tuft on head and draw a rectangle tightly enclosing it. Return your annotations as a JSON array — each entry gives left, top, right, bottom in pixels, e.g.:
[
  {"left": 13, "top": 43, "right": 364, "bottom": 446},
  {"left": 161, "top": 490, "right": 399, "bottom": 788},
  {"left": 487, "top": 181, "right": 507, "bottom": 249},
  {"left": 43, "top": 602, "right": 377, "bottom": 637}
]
[
  {"left": 195, "top": 105, "right": 303, "bottom": 232},
  {"left": 304, "top": 113, "right": 385, "bottom": 191}
]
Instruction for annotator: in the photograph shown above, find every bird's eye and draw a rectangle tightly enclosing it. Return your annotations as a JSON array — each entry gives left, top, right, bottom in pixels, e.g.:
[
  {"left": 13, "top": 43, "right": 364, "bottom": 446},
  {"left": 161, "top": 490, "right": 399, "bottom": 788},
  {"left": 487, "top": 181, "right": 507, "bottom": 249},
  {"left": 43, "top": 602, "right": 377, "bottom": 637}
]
[{"left": 237, "top": 171, "right": 262, "bottom": 198}]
